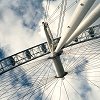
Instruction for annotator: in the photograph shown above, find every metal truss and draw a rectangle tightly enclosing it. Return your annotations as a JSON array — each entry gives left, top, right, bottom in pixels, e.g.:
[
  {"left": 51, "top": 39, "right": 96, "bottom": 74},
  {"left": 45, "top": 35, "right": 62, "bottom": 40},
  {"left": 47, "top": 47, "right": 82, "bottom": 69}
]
[{"left": 0, "top": 24, "right": 100, "bottom": 75}]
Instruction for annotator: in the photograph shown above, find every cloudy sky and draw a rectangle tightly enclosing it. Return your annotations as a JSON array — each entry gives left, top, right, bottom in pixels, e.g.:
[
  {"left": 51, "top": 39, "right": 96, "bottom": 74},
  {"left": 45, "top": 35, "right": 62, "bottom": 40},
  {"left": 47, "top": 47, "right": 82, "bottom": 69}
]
[
  {"left": 0, "top": 0, "right": 99, "bottom": 57},
  {"left": 0, "top": 0, "right": 100, "bottom": 100}
]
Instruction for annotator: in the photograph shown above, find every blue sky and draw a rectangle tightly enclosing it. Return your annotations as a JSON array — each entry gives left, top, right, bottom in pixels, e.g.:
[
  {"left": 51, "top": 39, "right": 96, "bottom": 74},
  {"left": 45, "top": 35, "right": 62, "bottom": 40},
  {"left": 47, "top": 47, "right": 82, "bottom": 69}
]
[
  {"left": 0, "top": 0, "right": 99, "bottom": 57},
  {"left": 0, "top": 0, "right": 100, "bottom": 100}
]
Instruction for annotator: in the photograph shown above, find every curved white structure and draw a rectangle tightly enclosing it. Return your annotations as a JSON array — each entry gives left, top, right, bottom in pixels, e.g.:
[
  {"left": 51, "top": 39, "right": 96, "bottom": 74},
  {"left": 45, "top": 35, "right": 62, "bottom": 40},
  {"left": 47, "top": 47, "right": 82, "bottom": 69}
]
[
  {"left": 55, "top": 0, "right": 95, "bottom": 53},
  {"left": 65, "top": 4, "right": 100, "bottom": 45}
]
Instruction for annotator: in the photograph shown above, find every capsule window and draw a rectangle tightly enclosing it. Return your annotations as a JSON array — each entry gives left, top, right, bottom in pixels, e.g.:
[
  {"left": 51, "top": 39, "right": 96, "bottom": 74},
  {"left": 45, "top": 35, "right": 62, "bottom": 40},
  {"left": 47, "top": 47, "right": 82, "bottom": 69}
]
[
  {"left": 89, "top": 28, "right": 95, "bottom": 37},
  {"left": 74, "top": 37, "right": 78, "bottom": 42},
  {"left": 41, "top": 44, "right": 47, "bottom": 53},
  {"left": 8, "top": 56, "right": 15, "bottom": 66},
  {"left": 25, "top": 50, "right": 31, "bottom": 59}
]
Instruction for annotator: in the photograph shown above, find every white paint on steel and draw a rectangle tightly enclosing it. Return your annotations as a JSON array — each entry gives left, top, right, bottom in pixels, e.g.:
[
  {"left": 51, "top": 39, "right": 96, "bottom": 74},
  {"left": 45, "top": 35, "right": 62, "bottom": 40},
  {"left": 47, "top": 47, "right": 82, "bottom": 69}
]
[
  {"left": 65, "top": 4, "right": 100, "bottom": 46},
  {"left": 55, "top": 0, "right": 96, "bottom": 53},
  {"left": 42, "top": 22, "right": 53, "bottom": 52},
  {"left": 52, "top": 55, "right": 66, "bottom": 78},
  {"left": 43, "top": 22, "right": 66, "bottom": 78}
]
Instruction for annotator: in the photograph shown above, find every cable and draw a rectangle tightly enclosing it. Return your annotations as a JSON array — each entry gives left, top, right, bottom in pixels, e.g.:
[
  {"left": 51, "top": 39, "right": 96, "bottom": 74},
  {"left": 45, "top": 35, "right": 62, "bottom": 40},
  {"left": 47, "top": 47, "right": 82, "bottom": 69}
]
[
  {"left": 48, "top": 0, "right": 77, "bottom": 25},
  {"left": 47, "top": 1, "right": 62, "bottom": 22},
  {"left": 57, "top": 0, "right": 67, "bottom": 37},
  {"left": 44, "top": 0, "right": 51, "bottom": 22}
]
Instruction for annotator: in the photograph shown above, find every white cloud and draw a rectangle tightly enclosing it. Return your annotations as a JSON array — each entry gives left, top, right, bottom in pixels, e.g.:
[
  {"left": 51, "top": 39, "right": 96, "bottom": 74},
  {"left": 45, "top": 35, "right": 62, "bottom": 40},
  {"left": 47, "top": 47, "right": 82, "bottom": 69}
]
[
  {"left": 0, "top": 0, "right": 100, "bottom": 100},
  {"left": 0, "top": 0, "right": 45, "bottom": 56}
]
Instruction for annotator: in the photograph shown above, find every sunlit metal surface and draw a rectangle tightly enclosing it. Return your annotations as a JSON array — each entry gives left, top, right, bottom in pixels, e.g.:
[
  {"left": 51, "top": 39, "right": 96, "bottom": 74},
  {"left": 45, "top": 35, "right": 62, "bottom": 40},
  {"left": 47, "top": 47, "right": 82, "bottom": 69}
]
[
  {"left": 0, "top": 36, "right": 100, "bottom": 100},
  {"left": 0, "top": 24, "right": 100, "bottom": 75}
]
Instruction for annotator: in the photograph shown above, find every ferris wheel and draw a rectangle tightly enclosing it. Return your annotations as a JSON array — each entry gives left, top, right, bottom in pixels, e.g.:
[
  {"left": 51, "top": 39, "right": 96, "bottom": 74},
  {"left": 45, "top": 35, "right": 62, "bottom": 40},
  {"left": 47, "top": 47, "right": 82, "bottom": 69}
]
[{"left": 0, "top": 0, "right": 100, "bottom": 100}]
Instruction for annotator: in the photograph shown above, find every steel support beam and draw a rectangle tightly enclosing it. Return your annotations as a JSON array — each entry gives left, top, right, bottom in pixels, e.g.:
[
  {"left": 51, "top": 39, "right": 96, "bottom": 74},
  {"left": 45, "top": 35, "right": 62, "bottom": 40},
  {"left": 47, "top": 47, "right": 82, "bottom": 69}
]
[
  {"left": 42, "top": 22, "right": 54, "bottom": 52},
  {"left": 48, "top": 51, "right": 67, "bottom": 78},
  {"left": 65, "top": 4, "right": 100, "bottom": 45},
  {"left": 0, "top": 25, "right": 99, "bottom": 75},
  {"left": 43, "top": 22, "right": 66, "bottom": 78},
  {"left": 55, "top": 0, "right": 96, "bottom": 53}
]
